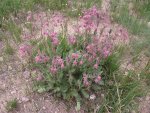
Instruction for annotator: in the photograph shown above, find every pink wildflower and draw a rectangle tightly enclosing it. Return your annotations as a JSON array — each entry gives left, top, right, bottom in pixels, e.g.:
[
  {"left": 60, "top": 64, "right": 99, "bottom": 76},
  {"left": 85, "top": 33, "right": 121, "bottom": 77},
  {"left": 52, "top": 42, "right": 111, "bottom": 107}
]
[
  {"left": 79, "top": 60, "right": 83, "bottom": 65},
  {"left": 36, "top": 75, "right": 43, "bottom": 81},
  {"left": 35, "top": 53, "right": 49, "bottom": 63},
  {"left": 94, "top": 64, "right": 98, "bottom": 69},
  {"left": 51, "top": 56, "right": 64, "bottom": 69},
  {"left": 68, "top": 36, "right": 76, "bottom": 45},
  {"left": 83, "top": 73, "right": 90, "bottom": 87},
  {"left": 73, "top": 60, "right": 77, "bottom": 66},
  {"left": 18, "top": 44, "right": 31, "bottom": 58},
  {"left": 102, "top": 48, "right": 110, "bottom": 58},
  {"left": 72, "top": 53, "right": 79, "bottom": 59},
  {"left": 94, "top": 75, "right": 101, "bottom": 83},
  {"left": 50, "top": 67, "right": 58, "bottom": 74},
  {"left": 50, "top": 32, "right": 59, "bottom": 46}
]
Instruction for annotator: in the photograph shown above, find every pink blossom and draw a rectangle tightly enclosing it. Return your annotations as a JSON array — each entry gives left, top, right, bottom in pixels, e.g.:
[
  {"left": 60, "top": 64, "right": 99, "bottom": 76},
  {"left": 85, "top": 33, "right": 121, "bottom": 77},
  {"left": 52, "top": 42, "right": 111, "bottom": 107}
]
[
  {"left": 72, "top": 53, "right": 79, "bottom": 59},
  {"left": 94, "top": 75, "right": 101, "bottom": 83},
  {"left": 50, "top": 67, "right": 58, "bottom": 74},
  {"left": 61, "top": 64, "right": 64, "bottom": 69},
  {"left": 83, "top": 73, "right": 89, "bottom": 87},
  {"left": 102, "top": 48, "right": 110, "bottom": 58},
  {"left": 79, "top": 60, "right": 83, "bottom": 65},
  {"left": 94, "top": 64, "right": 98, "bottom": 69},
  {"left": 68, "top": 36, "right": 76, "bottom": 45},
  {"left": 36, "top": 75, "right": 43, "bottom": 81},
  {"left": 51, "top": 56, "right": 64, "bottom": 68},
  {"left": 18, "top": 44, "right": 31, "bottom": 58},
  {"left": 50, "top": 32, "right": 57, "bottom": 39},
  {"left": 73, "top": 60, "right": 77, "bottom": 66},
  {"left": 52, "top": 37, "right": 59, "bottom": 46},
  {"left": 50, "top": 32, "right": 59, "bottom": 46},
  {"left": 35, "top": 54, "right": 49, "bottom": 63}
]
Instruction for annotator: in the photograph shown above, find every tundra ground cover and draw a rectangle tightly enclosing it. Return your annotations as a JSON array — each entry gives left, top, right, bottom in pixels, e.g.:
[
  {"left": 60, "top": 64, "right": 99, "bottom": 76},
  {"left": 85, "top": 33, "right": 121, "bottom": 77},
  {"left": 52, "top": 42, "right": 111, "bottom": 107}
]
[{"left": 0, "top": 0, "right": 150, "bottom": 113}]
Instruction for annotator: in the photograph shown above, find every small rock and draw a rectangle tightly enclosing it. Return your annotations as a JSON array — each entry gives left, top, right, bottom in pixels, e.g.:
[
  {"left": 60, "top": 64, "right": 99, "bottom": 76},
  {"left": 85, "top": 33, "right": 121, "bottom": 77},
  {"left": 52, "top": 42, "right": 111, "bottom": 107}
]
[
  {"left": 148, "top": 22, "right": 150, "bottom": 28},
  {"left": 146, "top": 96, "right": 150, "bottom": 101},
  {"left": 131, "top": 110, "right": 136, "bottom": 113},
  {"left": 11, "top": 90, "right": 16, "bottom": 94},
  {"left": 90, "top": 94, "right": 96, "bottom": 100},
  {"left": 21, "top": 97, "right": 29, "bottom": 102},
  {"left": 8, "top": 66, "right": 13, "bottom": 70},
  {"left": 42, "top": 106, "right": 46, "bottom": 110},
  {"left": 0, "top": 57, "right": 3, "bottom": 62},
  {"left": 23, "top": 71, "right": 30, "bottom": 79},
  {"left": 101, "top": 94, "right": 105, "bottom": 98}
]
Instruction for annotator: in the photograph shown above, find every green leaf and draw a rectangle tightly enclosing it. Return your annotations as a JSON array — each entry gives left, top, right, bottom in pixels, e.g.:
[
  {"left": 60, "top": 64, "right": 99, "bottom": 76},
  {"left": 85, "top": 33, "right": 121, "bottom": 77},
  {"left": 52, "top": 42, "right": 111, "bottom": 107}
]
[
  {"left": 81, "top": 90, "right": 89, "bottom": 98},
  {"left": 75, "top": 101, "right": 81, "bottom": 111},
  {"left": 37, "top": 87, "right": 46, "bottom": 93}
]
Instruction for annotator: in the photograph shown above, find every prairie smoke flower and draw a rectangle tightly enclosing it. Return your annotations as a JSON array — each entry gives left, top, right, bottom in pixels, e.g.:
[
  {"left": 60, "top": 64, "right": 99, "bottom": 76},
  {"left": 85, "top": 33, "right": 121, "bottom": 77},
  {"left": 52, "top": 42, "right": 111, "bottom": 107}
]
[
  {"left": 94, "top": 75, "right": 101, "bottom": 83},
  {"left": 52, "top": 37, "right": 59, "bottom": 46},
  {"left": 50, "top": 67, "right": 58, "bottom": 74},
  {"left": 83, "top": 73, "right": 89, "bottom": 87},
  {"left": 73, "top": 60, "right": 77, "bottom": 66},
  {"left": 99, "top": 11, "right": 111, "bottom": 26},
  {"left": 86, "top": 44, "right": 96, "bottom": 54},
  {"left": 102, "top": 48, "right": 110, "bottom": 58},
  {"left": 72, "top": 53, "right": 79, "bottom": 59},
  {"left": 88, "top": 57, "right": 93, "bottom": 62},
  {"left": 68, "top": 36, "right": 76, "bottom": 45},
  {"left": 36, "top": 75, "right": 43, "bottom": 81},
  {"left": 94, "top": 64, "right": 98, "bottom": 69},
  {"left": 35, "top": 54, "right": 49, "bottom": 63},
  {"left": 18, "top": 44, "right": 31, "bottom": 58},
  {"left": 50, "top": 32, "right": 59, "bottom": 46},
  {"left": 79, "top": 60, "right": 83, "bottom": 65},
  {"left": 50, "top": 32, "right": 57, "bottom": 39},
  {"left": 52, "top": 56, "right": 64, "bottom": 69}
]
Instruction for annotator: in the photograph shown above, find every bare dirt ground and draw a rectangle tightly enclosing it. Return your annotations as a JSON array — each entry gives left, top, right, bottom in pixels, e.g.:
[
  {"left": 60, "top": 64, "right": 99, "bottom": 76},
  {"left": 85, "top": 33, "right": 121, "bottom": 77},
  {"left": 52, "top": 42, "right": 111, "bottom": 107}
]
[
  {"left": 0, "top": 0, "right": 150, "bottom": 113},
  {"left": 0, "top": 41, "right": 84, "bottom": 113}
]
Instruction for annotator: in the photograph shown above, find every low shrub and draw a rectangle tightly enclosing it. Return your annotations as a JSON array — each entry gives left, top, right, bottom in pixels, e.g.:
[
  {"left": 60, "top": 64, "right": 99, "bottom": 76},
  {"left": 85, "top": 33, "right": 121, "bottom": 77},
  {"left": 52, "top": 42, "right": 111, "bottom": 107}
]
[{"left": 18, "top": 6, "right": 129, "bottom": 110}]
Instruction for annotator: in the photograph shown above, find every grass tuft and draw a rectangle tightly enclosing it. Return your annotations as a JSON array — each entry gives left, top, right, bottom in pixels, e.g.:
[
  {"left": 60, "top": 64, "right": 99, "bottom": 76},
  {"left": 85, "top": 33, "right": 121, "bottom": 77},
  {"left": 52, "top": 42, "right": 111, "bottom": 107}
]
[{"left": 5, "top": 99, "right": 18, "bottom": 112}]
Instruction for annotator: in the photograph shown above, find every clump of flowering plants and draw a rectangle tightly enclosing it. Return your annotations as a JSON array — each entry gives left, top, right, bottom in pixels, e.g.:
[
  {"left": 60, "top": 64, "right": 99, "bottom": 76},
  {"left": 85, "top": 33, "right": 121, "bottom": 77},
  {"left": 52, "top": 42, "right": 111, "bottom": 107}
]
[{"left": 18, "top": 6, "right": 129, "bottom": 110}]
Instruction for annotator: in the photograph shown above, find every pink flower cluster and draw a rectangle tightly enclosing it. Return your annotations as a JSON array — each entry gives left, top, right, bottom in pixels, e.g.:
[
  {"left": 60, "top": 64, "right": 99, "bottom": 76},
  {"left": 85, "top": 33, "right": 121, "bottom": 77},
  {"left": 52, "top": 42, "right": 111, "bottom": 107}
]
[
  {"left": 80, "top": 6, "right": 99, "bottom": 32},
  {"left": 50, "top": 56, "right": 64, "bottom": 74},
  {"left": 18, "top": 44, "right": 31, "bottom": 58},
  {"left": 115, "top": 26, "right": 129, "bottom": 41},
  {"left": 83, "top": 74, "right": 102, "bottom": 87},
  {"left": 68, "top": 35, "right": 76, "bottom": 45},
  {"left": 35, "top": 53, "right": 49, "bottom": 63},
  {"left": 50, "top": 32, "right": 59, "bottom": 46},
  {"left": 83, "top": 73, "right": 90, "bottom": 86}
]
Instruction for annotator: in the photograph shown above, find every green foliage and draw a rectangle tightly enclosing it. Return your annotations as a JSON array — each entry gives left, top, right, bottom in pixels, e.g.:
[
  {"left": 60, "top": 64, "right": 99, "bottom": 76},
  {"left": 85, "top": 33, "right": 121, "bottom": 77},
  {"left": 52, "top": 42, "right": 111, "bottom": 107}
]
[
  {"left": 133, "top": 0, "right": 150, "bottom": 21},
  {"left": 4, "top": 42, "right": 14, "bottom": 55},
  {"left": 5, "top": 99, "right": 18, "bottom": 112},
  {"left": 98, "top": 71, "right": 145, "bottom": 113},
  {"left": 111, "top": 0, "right": 150, "bottom": 56}
]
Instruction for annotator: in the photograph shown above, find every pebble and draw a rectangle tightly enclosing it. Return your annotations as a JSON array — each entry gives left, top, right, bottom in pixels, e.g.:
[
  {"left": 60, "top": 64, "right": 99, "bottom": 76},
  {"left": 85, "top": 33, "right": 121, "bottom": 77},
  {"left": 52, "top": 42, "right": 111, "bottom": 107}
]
[
  {"left": 90, "top": 94, "right": 96, "bottom": 100},
  {"left": 8, "top": 66, "right": 13, "bottom": 70},
  {"left": 42, "top": 106, "right": 46, "bottom": 110},
  {"left": 21, "top": 97, "right": 29, "bottom": 102},
  {"left": 23, "top": 71, "right": 30, "bottom": 79},
  {"left": 11, "top": 90, "right": 17, "bottom": 94},
  {"left": 0, "top": 57, "right": 3, "bottom": 62},
  {"left": 147, "top": 22, "right": 150, "bottom": 28},
  {"left": 146, "top": 96, "right": 150, "bottom": 101}
]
